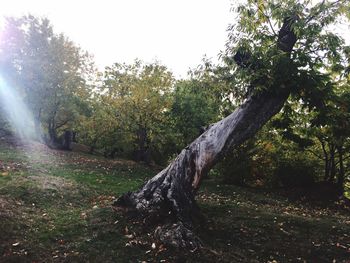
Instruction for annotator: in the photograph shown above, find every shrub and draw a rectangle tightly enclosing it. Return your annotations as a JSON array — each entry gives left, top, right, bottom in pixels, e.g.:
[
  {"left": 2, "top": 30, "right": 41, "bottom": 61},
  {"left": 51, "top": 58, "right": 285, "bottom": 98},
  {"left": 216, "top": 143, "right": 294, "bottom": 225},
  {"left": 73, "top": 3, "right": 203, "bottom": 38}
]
[
  {"left": 216, "top": 143, "right": 253, "bottom": 186},
  {"left": 275, "top": 159, "right": 316, "bottom": 188}
]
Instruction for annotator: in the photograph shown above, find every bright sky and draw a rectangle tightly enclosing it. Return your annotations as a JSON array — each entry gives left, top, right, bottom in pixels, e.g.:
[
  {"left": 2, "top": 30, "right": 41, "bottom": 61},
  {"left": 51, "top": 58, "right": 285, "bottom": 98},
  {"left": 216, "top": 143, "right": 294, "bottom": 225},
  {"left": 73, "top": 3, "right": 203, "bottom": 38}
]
[{"left": 0, "top": 0, "right": 234, "bottom": 78}]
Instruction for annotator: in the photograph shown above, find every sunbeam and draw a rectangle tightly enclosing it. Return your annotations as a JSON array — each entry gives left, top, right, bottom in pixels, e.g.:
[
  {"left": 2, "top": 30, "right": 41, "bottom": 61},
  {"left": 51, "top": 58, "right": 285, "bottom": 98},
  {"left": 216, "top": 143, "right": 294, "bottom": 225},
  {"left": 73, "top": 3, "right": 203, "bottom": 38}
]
[{"left": 0, "top": 75, "right": 39, "bottom": 141}]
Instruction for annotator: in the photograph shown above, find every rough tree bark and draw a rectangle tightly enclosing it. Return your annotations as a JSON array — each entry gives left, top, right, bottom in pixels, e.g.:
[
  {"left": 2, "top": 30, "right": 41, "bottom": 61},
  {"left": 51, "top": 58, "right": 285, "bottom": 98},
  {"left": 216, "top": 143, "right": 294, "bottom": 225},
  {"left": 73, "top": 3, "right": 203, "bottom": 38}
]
[{"left": 114, "top": 16, "right": 298, "bottom": 249}]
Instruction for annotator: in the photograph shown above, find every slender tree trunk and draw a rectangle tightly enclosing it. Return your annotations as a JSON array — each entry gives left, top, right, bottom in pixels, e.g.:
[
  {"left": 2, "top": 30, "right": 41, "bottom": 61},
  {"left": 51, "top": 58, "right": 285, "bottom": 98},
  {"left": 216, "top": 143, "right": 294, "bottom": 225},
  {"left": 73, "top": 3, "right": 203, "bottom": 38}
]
[
  {"left": 114, "top": 16, "right": 298, "bottom": 249},
  {"left": 329, "top": 143, "right": 336, "bottom": 183},
  {"left": 34, "top": 108, "right": 43, "bottom": 141},
  {"left": 337, "top": 145, "right": 345, "bottom": 193},
  {"left": 134, "top": 126, "right": 150, "bottom": 163},
  {"left": 319, "top": 138, "right": 330, "bottom": 181},
  {"left": 48, "top": 120, "right": 58, "bottom": 143}
]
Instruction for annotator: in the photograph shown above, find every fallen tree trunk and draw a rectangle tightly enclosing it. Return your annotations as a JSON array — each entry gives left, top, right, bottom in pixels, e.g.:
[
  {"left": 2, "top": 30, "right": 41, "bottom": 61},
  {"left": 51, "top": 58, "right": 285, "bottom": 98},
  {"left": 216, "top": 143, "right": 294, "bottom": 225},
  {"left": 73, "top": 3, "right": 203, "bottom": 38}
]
[{"left": 114, "top": 16, "right": 298, "bottom": 249}]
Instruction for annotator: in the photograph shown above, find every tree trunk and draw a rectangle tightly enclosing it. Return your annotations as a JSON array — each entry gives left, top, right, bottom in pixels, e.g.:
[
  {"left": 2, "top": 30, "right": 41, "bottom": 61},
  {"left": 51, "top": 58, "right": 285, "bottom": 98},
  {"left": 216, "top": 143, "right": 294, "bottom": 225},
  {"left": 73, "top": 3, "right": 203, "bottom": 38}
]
[
  {"left": 337, "top": 145, "right": 345, "bottom": 193},
  {"left": 62, "top": 130, "right": 73, "bottom": 151},
  {"left": 134, "top": 126, "right": 151, "bottom": 163},
  {"left": 319, "top": 138, "right": 330, "bottom": 181},
  {"left": 47, "top": 120, "right": 59, "bottom": 146},
  {"left": 329, "top": 143, "right": 336, "bottom": 183},
  {"left": 114, "top": 16, "right": 297, "bottom": 249}
]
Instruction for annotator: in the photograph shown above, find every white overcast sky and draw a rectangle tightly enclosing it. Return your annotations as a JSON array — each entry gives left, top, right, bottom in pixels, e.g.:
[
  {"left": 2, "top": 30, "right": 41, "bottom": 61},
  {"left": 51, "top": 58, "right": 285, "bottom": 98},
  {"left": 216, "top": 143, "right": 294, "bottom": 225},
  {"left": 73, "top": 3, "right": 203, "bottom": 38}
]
[{"left": 0, "top": 0, "right": 234, "bottom": 78}]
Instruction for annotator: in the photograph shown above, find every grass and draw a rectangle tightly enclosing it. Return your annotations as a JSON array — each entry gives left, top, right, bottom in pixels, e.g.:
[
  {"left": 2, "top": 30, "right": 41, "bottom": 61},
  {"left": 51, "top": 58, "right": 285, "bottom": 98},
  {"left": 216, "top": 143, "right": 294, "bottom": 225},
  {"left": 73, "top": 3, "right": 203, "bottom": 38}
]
[{"left": 0, "top": 140, "right": 349, "bottom": 262}]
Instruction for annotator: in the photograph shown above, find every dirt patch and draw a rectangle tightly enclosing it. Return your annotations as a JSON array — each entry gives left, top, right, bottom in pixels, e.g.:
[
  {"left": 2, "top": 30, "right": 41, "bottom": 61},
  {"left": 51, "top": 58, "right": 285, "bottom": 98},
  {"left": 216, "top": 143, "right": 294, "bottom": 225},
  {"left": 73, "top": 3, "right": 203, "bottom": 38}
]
[
  {"left": 0, "top": 161, "right": 25, "bottom": 173},
  {"left": 0, "top": 197, "right": 12, "bottom": 217},
  {"left": 0, "top": 197, "right": 20, "bottom": 218},
  {"left": 28, "top": 175, "right": 76, "bottom": 191}
]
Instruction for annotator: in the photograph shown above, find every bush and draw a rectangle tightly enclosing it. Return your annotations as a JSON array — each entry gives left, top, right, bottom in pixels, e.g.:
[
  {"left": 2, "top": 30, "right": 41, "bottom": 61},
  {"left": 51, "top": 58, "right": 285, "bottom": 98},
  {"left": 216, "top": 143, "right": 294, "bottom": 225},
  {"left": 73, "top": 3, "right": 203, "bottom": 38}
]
[
  {"left": 275, "top": 159, "right": 316, "bottom": 188},
  {"left": 216, "top": 143, "right": 253, "bottom": 186}
]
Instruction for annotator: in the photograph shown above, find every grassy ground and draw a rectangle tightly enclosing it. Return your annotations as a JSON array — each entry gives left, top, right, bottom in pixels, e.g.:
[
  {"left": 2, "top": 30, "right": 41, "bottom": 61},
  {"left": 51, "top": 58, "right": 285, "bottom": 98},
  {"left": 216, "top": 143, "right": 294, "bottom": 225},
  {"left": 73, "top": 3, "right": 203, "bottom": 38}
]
[{"left": 0, "top": 139, "right": 349, "bottom": 262}]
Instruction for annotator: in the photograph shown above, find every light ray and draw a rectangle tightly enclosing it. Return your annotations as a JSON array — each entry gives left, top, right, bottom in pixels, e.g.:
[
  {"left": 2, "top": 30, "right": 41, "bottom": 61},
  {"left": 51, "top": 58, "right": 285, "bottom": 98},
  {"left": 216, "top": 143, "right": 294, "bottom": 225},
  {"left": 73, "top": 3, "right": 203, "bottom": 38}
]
[{"left": 0, "top": 75, "right": 38, "bottom": 141}]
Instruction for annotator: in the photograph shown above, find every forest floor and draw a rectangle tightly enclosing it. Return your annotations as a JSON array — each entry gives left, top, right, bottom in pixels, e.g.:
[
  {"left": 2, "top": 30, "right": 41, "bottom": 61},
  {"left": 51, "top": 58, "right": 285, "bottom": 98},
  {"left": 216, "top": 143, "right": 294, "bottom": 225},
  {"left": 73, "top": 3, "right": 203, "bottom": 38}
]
[{"left": 0, "top": 139, "right": 350, "bottom": 263}]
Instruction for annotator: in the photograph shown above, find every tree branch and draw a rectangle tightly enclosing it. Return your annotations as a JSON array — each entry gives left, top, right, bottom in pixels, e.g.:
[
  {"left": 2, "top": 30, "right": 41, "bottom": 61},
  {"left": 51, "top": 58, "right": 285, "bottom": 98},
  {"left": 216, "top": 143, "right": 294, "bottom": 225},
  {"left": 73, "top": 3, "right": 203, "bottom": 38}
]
[{"left": 257, "top": 5, "right": 278, "bottom": 37}]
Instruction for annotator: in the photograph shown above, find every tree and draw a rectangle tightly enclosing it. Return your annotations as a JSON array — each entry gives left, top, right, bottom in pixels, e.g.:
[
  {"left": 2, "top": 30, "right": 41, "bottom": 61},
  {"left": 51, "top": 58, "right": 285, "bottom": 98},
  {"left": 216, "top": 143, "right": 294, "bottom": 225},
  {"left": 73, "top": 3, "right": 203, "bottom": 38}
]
[
  {"left": 307, "top": 83, "right": 350, "bottom": 191},
  {"left": 76, "top": 96, "right": 120, "bottom": 155},
  {"left": 79, "top": 61, "right": 174, "bottom": 162},
  {"left": 169, "top": 78, "right": 221, "bottom": 150},
  {"left": 0, "top": 15, "right": 94, "bottom": 147},
  {"left": 270, "top": 43, "right": 350, "bottom": 193},
  {"left": 114, "top": 0, "right": 350, "bottom": 248}
]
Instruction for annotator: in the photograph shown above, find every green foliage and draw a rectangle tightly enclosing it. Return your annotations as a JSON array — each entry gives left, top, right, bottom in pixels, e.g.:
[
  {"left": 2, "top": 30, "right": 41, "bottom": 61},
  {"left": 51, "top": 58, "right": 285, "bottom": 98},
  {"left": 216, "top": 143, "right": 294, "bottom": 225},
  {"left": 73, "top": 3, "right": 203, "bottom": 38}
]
[
  {"left": 223, "top": 0, "right": 350, "bottom": 99},
  {"left": 78, "top": 60, "right": 174, "bottom": 163},
  {"left": 77, "top": 60, "right": 227, "bottom": 164},
  {"left": 0, "top": 15, "right": 94, "bottom": 141},
  {"left": 169, "top": 78, "right": 221, "bottom": 148}
]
